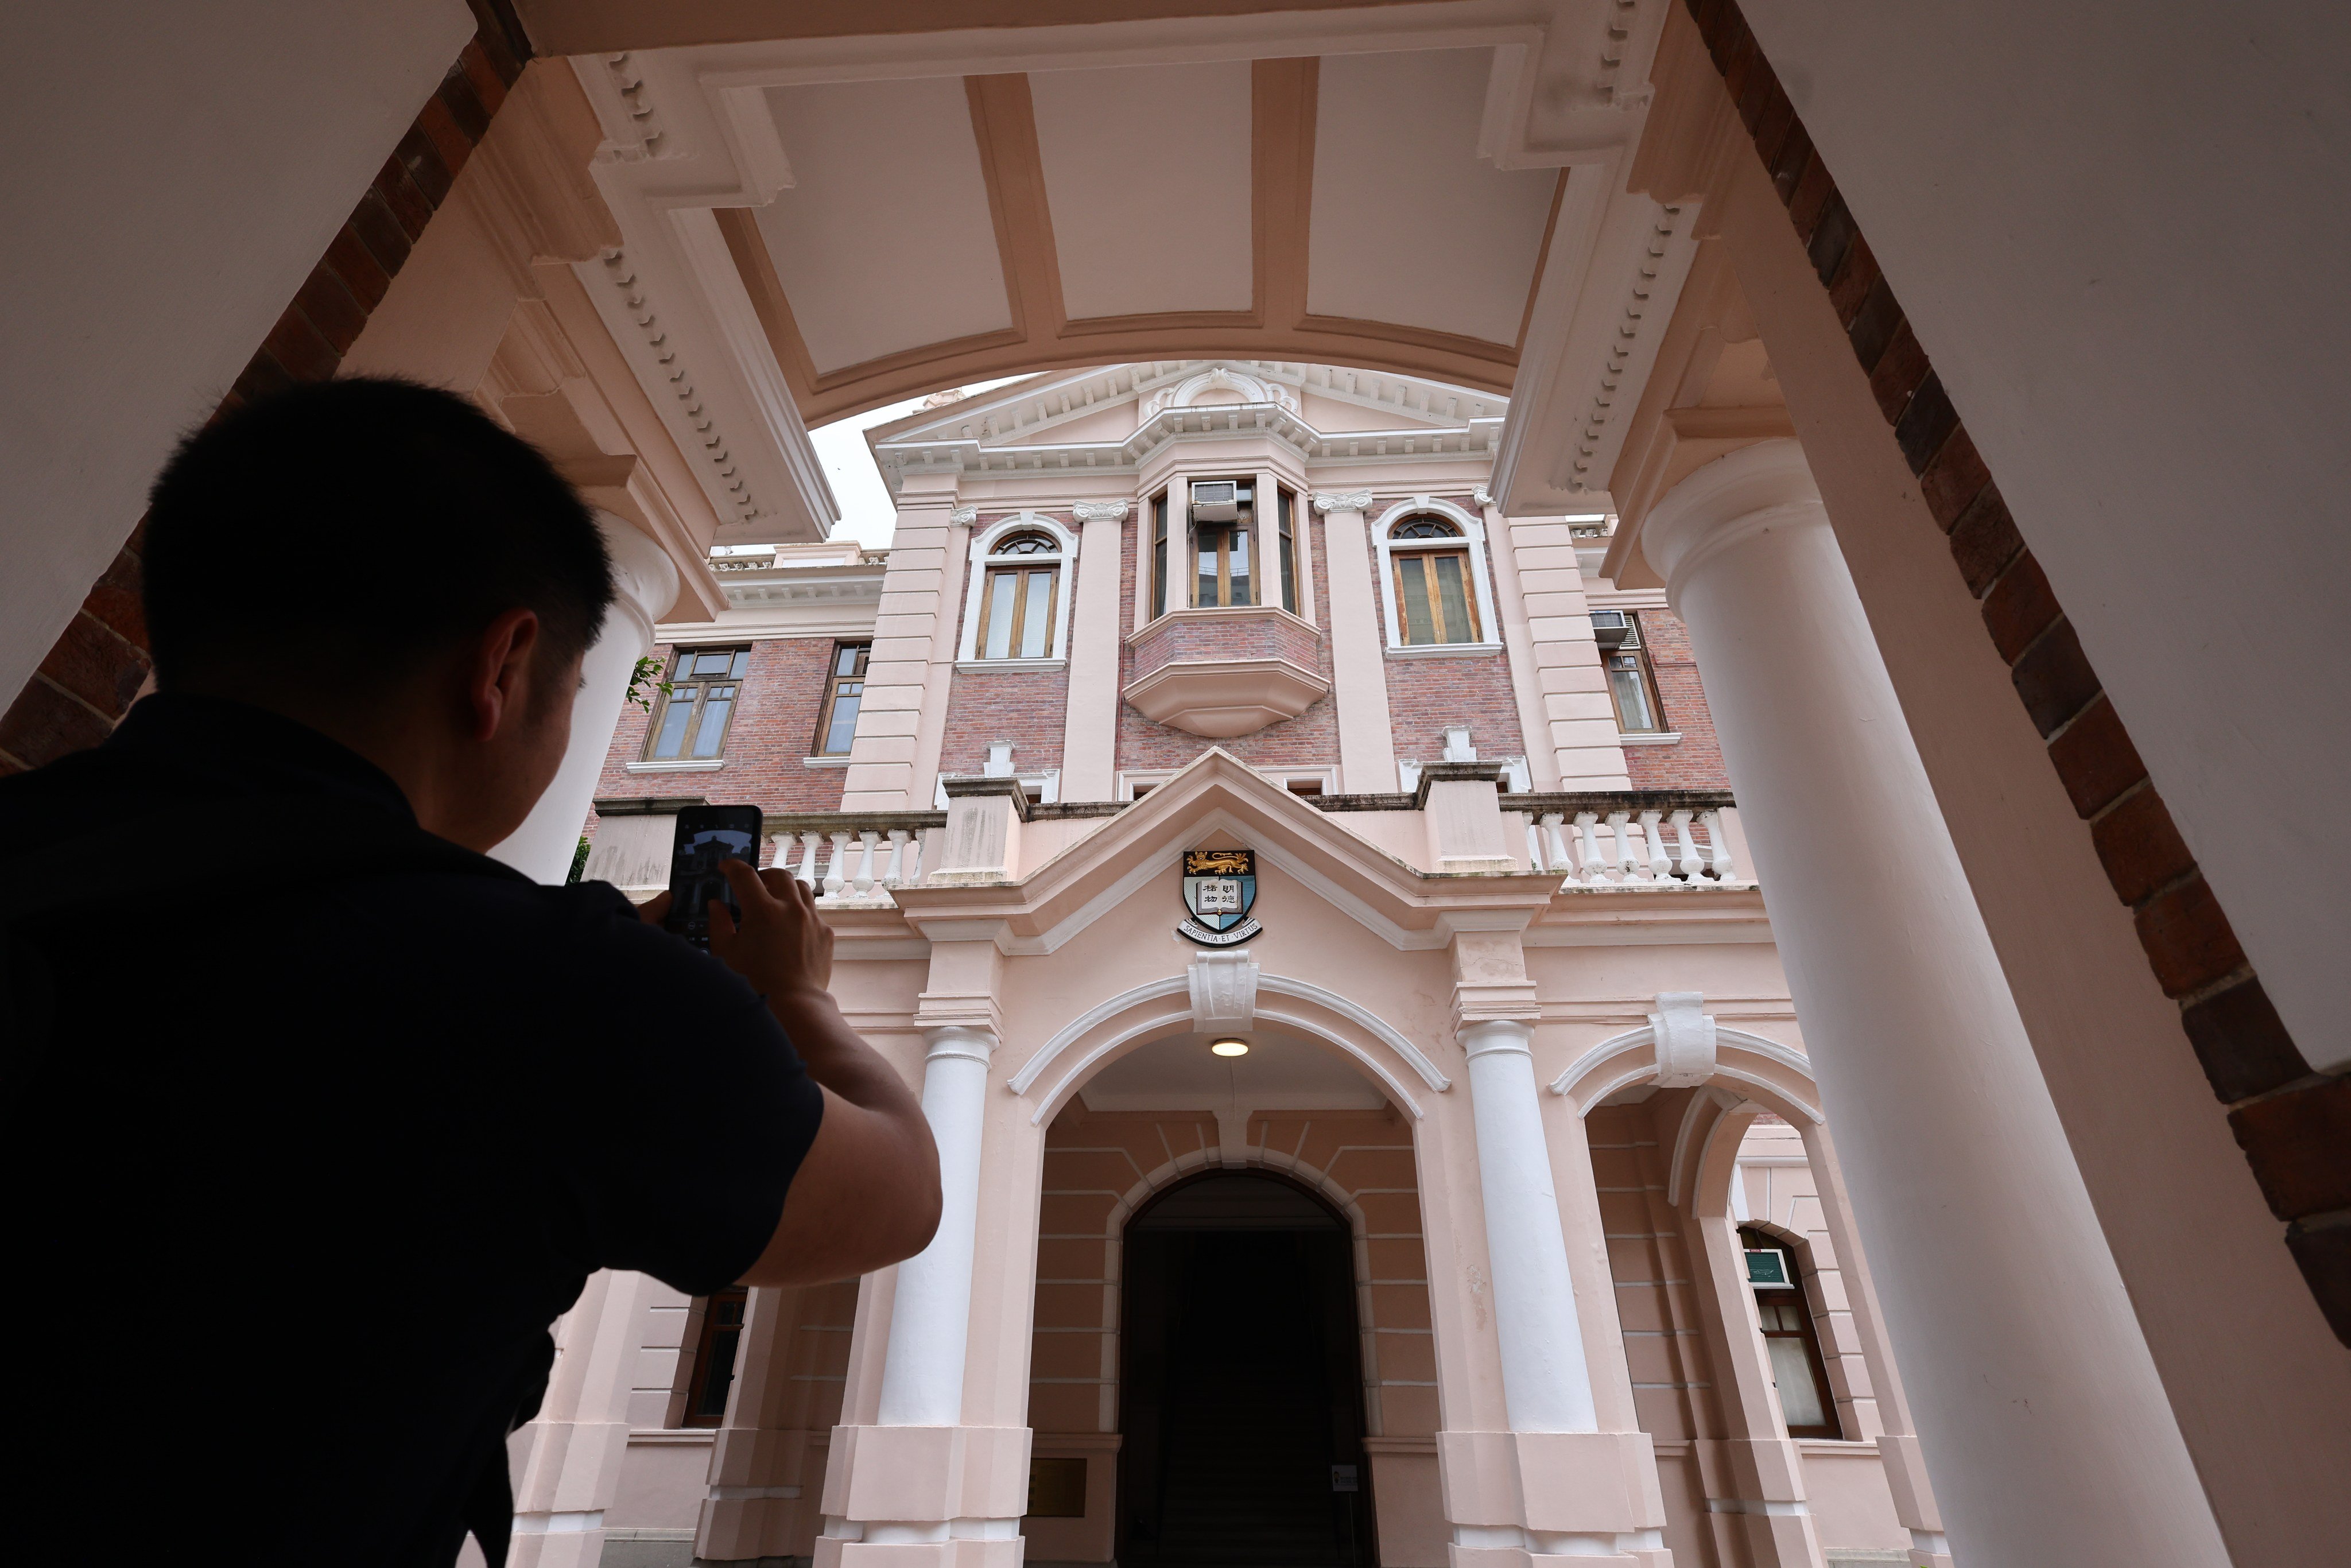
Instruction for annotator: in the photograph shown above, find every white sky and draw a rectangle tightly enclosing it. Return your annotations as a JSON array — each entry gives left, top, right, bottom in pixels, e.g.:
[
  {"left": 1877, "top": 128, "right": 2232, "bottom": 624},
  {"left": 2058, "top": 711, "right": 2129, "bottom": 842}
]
[{"left": 811, "top": 377, "right": 1025, "bottom": 548}]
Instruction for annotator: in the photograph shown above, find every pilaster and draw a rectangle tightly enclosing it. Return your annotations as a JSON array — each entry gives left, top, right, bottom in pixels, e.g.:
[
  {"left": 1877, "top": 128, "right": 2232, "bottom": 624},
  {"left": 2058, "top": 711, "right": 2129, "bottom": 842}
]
[
  {"left": 1314, "top": 491, "right": 1399, "bottom": 791},
  {"left": 1060, "top": 499, "right": 1130, "bottom": 800},
  {"left": 843, "top": 478, "right": 963, "bottom": 808}
]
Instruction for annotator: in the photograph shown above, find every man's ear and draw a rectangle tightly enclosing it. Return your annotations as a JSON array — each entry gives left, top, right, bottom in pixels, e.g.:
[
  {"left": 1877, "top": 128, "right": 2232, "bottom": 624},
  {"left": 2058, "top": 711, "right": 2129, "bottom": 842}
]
[{"left": 465, "top": 608, "right": 544, "bottom": 742}]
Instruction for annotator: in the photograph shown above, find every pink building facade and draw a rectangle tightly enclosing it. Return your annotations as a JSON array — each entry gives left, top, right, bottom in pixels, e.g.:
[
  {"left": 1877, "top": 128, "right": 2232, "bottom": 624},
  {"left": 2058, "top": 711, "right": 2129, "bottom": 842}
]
[{"left": 564, "top": 362, "right": 1942, "bottom": 1568}]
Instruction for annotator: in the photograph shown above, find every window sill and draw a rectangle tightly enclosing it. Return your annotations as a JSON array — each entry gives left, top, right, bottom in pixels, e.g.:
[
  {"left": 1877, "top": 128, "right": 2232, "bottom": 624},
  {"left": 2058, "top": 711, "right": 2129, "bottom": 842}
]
[
  {"left": 1383, "top": 641, "right": 1506, "bottom": 659},
  {"left": 954, "top": 657, "right": 1067, "bottom": 673},
  {"left": 1615, "top": 731, "right": 1683, "bottom": 746},
  {"left": 627, "top": 759, "right": 726, "bottom": 773},
  {"left": 802, "top": 755, "right": 854, "bottom": 768}
]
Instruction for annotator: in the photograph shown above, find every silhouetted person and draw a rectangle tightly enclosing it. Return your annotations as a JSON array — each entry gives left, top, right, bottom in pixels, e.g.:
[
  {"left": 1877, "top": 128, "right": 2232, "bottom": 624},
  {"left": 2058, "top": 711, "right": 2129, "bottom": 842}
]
[{"left": 0, "top": 379, "right": 941, "bottom": 1566}]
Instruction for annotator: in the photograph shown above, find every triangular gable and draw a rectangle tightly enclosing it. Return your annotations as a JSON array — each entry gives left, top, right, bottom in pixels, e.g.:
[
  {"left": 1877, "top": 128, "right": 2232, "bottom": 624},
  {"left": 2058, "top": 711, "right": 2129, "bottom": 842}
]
[{"left": 892, "top": 748, "right": 1559, "bottom": 953}]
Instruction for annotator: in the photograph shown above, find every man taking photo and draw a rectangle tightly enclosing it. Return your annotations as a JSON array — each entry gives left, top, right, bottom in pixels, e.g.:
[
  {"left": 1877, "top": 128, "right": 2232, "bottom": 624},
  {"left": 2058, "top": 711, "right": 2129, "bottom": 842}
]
[{"left": 0, "top": 378, "right": 942, "bottom": 1566}]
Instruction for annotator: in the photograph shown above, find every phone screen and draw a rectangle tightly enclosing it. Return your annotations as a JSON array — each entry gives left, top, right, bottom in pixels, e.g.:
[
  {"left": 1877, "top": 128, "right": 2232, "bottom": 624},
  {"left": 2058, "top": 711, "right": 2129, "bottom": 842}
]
[{"left": 663, "top": 805, "right": 766, "bottom": 949}]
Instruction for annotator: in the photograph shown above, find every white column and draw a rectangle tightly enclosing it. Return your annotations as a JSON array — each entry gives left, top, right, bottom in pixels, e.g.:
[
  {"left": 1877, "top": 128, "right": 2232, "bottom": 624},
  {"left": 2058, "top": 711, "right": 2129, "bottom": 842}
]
[
  {"left": 1313, "top": 491, "right": 1399, "bottom": 792},
  {"left": 1459, "top": 1020, "right": 1597, "bottom": 1434},
  {"left": 876, "top": 1024, "right": 997, "bottom": 1427},
  {"left": 508, "top": 1268, "right": 663, "bottom": 1567},
  {"left": 491, "top": 513, "right": 680, "bottom": 883},
  {"left": 1058, "top": 500, "right": 1128, "bottom": 801},
  {"left": 1639, "top": 440, "right": 2228, "bottom": 1568}
]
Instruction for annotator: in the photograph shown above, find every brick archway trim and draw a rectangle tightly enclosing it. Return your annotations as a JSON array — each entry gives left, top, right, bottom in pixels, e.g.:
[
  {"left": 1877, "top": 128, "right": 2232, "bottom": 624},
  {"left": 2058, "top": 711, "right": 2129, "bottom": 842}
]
[{"left": 1677, "top": 0, "right": 2348, "bottom": 1340}]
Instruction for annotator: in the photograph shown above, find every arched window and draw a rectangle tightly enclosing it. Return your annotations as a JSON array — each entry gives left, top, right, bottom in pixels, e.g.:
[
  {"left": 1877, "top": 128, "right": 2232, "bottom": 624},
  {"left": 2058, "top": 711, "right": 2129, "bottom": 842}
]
[
  {"left": 959, "top": 516, "right": 1077, "bottom": 664},
  {"left": 1385, "top": 515, "right": 1481, "bottom": 645},
  {"left": 1739, "top": 1226, "right": 1841, "bottom": 1438}
]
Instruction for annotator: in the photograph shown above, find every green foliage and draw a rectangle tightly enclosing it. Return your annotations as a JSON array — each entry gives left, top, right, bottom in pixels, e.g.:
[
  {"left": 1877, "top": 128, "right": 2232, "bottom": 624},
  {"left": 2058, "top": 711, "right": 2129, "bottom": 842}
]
[
  {"left": 567, "top": 836, "right": 591, "bottom": 885},
  {"left": 626, "top": 655, "right": 672, "bottom": 712}
]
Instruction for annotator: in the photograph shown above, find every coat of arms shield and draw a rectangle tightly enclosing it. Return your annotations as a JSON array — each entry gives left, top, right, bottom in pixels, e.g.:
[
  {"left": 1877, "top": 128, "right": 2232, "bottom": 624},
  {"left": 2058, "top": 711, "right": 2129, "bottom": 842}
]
[{"left": 1178, "top": 848, "right": 1261, "bottom": 946}]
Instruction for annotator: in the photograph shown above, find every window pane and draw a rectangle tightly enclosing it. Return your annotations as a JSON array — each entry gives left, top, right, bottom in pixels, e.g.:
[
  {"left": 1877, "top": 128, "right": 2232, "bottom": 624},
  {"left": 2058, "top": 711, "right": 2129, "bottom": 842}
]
[
  {"left": 1196, "top": 526, "right": 1221, "bottom": 606},
  {"left": 1765, "top": 1336, "right": 1829, "bottom": 1430},
  {"left": 823, "top": 683, "right": 862, "bottom": 754},
  {"left": 1021, "top": 568, "right": 1054, "bottom": 658},
  {"left": 730, "top": 650, "right": 750, "bottom": 678},
  {"left": 1399, "top": 558, "right": 1437, "bottom": 645},
  {"left": 693, "top": 651, "right": 734, "bottom": 676},
  {"left": 1608, "top": 656, "right": 1655, "bottom": 731},
  {"left": 984, "top": 572, "right": 1017, "bottom": 659},
  {"left": 835, "top": 645, "right": 859, "bottom": 677},
  {"left": 1434, "top": 553, "right": 1472, "bottom": 641},
  {"left": 1229, "top": 526, "right": 1252, "bottom": 607},
  {"left": 694, "top": 1325, "right": 743, "bottom": 1418},
  {"left": 1152, "top": 496, "right": 1168, "bottom": 618},
  {"left": 650, "top": 694, "right": 695, "bottom": 758},
  {"left": 690, "top": 688, "right": 735, "bottom": 756},
  {"left": 1278, "top": 490, "right": 1297, "bottom": 614}
]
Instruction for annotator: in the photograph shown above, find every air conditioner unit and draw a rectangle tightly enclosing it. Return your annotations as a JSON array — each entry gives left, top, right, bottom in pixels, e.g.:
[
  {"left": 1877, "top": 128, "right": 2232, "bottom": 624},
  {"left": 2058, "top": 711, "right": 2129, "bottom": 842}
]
[
  {"left": 1189, "top": 480, "right": 1239, "bottom": 523},
  {"left": 1744, "top": 1248, "right": 1797, "bottom": 1288},
  {"left": 1590, "top": 609, "right": 1630, "bottom": 650}
]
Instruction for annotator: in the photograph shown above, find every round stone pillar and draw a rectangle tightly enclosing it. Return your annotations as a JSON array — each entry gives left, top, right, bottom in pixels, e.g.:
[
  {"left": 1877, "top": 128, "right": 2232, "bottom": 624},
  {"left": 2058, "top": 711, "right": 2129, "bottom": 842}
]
[
  {"left": 490, "top": 512, "right": 678, "bottom": 882},
  {"left": 877, "top": 1024, "right": 997, "bottom": 1427},
  {"left": 1461, "top": 1019, "right": 1598, "bottom": 1434},
  {"left": 1639, "top": 440, "right": 2227, "bottom": 1568}
]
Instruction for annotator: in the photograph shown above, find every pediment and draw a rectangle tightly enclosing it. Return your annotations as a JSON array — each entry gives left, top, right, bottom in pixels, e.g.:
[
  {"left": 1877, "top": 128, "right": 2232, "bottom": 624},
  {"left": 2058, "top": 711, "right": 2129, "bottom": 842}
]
[{"left": 890, "top": 748, "right": 1559, "bottom": 953}]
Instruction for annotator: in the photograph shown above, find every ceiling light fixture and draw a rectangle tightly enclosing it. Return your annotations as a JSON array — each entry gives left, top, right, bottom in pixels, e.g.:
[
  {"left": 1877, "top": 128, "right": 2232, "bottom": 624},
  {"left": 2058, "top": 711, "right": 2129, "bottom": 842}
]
[{"left": 1209, "top": 1039, "right": 1249, "bottom": 1058}]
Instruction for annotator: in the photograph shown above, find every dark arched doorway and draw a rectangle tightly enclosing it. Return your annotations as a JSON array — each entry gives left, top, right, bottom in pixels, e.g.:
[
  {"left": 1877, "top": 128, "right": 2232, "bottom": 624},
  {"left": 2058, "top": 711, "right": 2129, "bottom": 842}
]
[{"left": 1117, "top": 1171, "right": 1374, "bottom": 1568}]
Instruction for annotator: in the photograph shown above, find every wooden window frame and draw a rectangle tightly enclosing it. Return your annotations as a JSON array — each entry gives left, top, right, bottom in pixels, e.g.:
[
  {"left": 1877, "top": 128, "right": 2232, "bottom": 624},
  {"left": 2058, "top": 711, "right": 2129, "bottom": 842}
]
[
  {"left": 1190, "top": 478, "right": 1260, "bottom": 610},
  {"left": 644, "top": 646, "right": 750, "bottom": 761},
  {"left": 1276, "top": 486, "right": 1299, "bottom": 615},
  {"left": 813, "top": 641, "right": 871, "bottom": 756},
  {"left": 975, "top": 561, "right": 1061, "bottom": 660},
  {"left": 1604, "top": 613, "right": 1667, "bottom": 733},
  {"left": 682, "top": 1286, "right": 750, "bottom": 1429},
  {"left": 1150, "top": 491, "right": 1169, "bottom": 621},
  {"left": 1739, "top": 1228, "right": 1841, "bottom": 1439},
  {"left": 1390, "top": 546, "right": 1482, "bottom": 645}
]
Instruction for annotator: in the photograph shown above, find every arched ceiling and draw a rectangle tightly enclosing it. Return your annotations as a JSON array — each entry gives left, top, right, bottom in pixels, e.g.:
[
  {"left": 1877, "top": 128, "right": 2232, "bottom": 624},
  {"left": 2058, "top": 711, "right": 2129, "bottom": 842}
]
[{"left": 554, "top": 1, "right": 1699, "bottom": 540}]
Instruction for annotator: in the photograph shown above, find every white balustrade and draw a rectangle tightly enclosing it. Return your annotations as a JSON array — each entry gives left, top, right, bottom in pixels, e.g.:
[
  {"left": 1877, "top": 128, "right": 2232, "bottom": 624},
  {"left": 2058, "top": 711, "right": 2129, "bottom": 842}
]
[
  {"left": 853, "top": 830, "right": 879, "bottom": 896},
  {"left": 882, "top": 829, "right": 910, "bottom": 889},
  {"left": 796, "top": 830, "right": 821, "bottom": 887},
  {"left": 1644, "top": 809, "right": 1674, "bottom": 880},
  {"left": 823, "top": 830, "right": 852, "bottom": 897}
]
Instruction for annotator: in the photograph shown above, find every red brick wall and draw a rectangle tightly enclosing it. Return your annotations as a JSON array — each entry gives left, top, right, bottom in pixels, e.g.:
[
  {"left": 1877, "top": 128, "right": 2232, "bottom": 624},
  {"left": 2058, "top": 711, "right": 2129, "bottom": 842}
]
[
  {"left": 590, "top": 637, "right": 851, "bottom": 816},
  {"left": 1118, "top": 514, "right": 1341, "bottom": 773},
  {"left": 936, "top": 518, "right": 1086, "bottom": 777},
  {"left": 1621, "top": 607, "right": 1730, "bottom": 790},
  {"left": 1384, "top": 652, "right": 1526, "bottom": 767},
  {"left": 1128, "top": 604, "right": 1322, "bottom": 680}
]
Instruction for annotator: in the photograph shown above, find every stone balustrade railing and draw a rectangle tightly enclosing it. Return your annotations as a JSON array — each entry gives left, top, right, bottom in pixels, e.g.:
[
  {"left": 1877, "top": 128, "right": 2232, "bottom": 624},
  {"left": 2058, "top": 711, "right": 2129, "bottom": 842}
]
[
  {"left": 1510, "top": 789, "right": 1748, "bottom": 888},
  {"left": 758, "top": 788, "right": 1747, "bottom": 907},
  {"left": 765, "top": 811, "right": 946, "bottom": 903}
]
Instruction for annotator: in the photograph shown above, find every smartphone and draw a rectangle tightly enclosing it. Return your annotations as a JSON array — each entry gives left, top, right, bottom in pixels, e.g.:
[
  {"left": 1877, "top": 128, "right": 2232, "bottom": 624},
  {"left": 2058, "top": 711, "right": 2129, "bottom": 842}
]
[{"left": 662, "top": 805, "right": 766, "bottom": 950}]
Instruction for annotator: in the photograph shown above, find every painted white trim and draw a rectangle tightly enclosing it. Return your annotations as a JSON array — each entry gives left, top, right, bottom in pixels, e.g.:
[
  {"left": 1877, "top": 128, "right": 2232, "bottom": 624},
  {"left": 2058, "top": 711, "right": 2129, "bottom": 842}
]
[
  {"left": 1008, "top": 971, "right": 1446, "bottom": 1122},
  {"left": 1370, "top": 495, "right": 1502, "bottom": 653},
  {"left": 1383, "top": 642, "right": 1507, "bottom": 659},
  {"left": 953, "top": 658, "right": 1068, "bottom": 674},
  {"left": 627, "top": 759, "right": 726, "bottom": 773},
  {"left": 956, "top": 512, "right": 1078, "bottom": 664},
  {"left": 1614, "top": 731, "right": 1683, "bottom": 746},
  {"left": 801, "top": 755, "right": 854, "bottom": 768},
  {"left": 1550, "top": 1022, "right": 1821, "bottom": 1123}
]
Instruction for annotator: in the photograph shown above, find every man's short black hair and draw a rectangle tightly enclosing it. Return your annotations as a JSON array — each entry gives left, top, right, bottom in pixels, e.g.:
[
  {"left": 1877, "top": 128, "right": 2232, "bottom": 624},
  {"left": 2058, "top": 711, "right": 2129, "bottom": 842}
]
[{"left": 144, "top": 377, "right": 613, "bottom": 694}]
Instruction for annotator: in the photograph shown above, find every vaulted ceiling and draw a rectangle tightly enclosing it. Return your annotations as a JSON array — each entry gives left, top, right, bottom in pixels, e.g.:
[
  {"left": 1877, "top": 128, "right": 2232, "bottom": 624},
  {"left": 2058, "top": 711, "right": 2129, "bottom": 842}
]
[
  {"left": 717, "top": 51, "right": 1563, "bottom": 424},
  {"left": 556, "top": 1, "right": 1698, "bottom": 541}
]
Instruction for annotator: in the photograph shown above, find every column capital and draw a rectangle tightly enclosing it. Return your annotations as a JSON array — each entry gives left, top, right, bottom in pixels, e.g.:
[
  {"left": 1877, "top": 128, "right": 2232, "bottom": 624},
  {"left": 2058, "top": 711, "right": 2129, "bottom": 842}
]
[
  {"left": 592, "top": 509, "right": 682, "bottom": 631},
  {"left": 1457, "top": 1018, "right": 1537, "bottom": 1059},
  {"left": 1640, "top": 437, "right": 1826, "bottom": 601},
  {"left": 921, "top": 1024, "right": 997, "bottom": 1065},
  {"left": 1313, "top": 488, "right": 1374, "bottom": 515},
  {"left": 1070, "top": 499, "right": 1130, "bottom": 523},
  {"left": 947, "top": 503, "right": 979, "bottom": 525}
]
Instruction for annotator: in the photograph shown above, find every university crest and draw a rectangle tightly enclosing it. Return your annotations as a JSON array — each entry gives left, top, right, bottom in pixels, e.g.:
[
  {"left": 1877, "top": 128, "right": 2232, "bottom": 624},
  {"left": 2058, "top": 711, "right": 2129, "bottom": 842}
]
[{"left": 1178, "top": 848, "right": 1261, "bottom": 946}]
